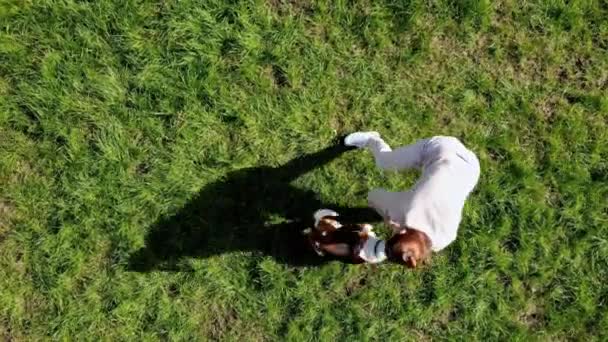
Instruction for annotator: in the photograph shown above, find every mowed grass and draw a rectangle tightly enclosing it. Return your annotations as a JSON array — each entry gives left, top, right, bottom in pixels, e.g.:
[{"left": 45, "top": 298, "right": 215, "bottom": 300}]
[{"left": 1, "top": 0, "right": 608, "bottom": 339}]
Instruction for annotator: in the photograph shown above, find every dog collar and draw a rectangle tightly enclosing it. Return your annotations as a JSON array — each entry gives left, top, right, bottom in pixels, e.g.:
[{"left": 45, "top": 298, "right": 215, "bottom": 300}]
[
  {"left": 359, "top": 237, "right": 387, "bottom": 264},
  {"left": 373, "top": 239, "right": 383, "bottom": 256}
]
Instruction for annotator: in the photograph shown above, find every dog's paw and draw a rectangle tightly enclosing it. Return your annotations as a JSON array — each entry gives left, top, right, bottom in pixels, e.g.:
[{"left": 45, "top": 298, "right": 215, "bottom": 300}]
[{"left": 313, "top": 242, "right": 324, "bottom": 256}]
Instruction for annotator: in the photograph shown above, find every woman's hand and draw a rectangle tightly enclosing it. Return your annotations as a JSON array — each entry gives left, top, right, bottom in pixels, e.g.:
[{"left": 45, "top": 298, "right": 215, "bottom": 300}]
[{"left": 385, "top": 218, "right": 403, "bottom": 235}]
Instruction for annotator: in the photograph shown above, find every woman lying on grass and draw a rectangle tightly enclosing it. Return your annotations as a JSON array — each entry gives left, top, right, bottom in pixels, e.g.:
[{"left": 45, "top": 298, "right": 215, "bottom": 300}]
[{"left": 306, "top": 133, "right": 480, "bottom": 268}]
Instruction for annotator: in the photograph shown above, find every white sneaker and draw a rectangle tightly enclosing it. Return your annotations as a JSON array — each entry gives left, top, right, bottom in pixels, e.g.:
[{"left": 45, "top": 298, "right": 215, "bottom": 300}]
[{"left": 344, "top": 131, "right": 380, "bottom": 148}]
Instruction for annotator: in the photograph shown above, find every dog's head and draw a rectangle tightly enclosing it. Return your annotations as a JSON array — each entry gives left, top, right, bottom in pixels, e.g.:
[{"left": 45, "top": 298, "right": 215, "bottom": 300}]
[{"left": 386, "top": 228, "right": 431, "bottom": 268}]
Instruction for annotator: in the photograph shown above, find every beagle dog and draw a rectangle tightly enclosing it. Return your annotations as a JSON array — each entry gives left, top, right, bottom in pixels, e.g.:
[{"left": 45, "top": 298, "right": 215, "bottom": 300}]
[{"left": 303, "top": 209, "right": 387, "bottom": 264}]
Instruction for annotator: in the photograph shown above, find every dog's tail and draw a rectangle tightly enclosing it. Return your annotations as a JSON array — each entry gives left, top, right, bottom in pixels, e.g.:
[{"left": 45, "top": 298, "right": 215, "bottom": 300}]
[{"left": 313, "top": 209, "right": 339, "bottom": 226}]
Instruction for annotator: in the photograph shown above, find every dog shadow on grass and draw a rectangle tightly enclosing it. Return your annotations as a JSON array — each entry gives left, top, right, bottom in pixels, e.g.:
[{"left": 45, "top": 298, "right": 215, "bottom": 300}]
[{"left": 127, "top": 138, "right": 381, "bottom": 271}]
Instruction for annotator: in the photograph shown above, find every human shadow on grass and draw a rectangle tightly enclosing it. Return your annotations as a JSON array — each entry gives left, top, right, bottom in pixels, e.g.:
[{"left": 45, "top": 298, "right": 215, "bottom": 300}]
[{"left": 128, "top": 137, "right": 381, "bottom": 271}]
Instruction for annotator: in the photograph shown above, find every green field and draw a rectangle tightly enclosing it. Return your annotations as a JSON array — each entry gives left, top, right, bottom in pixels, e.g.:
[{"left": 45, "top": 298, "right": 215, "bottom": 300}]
[{"left": 1, "top": 0, "right": 608, "bottom": 340}]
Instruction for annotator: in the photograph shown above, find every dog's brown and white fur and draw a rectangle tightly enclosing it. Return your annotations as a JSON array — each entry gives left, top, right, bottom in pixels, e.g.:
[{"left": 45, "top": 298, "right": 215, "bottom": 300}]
[
  {"left": 303, "top": 209, "right": 382, "bottom": 264},
  {"left": 304, "top": 210, "right": 432, "bottom": 267}
]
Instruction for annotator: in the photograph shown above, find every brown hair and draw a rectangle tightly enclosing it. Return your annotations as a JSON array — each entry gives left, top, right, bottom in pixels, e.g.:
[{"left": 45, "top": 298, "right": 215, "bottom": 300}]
[{"left": 386, "top": 228, "right": 432, "bottom": 268}]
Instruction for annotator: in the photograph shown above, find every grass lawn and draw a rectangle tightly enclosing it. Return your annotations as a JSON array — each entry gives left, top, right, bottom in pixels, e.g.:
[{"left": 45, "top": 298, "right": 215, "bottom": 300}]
[{"left": 1, "top": 0, "right": 608, "bottom": 340}]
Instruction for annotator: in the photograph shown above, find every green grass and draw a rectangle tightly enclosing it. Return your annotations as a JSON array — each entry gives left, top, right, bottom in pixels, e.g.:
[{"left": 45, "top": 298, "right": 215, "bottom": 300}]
[{"left": 1, "top": 0, "right": 608, "bottom": 339}]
